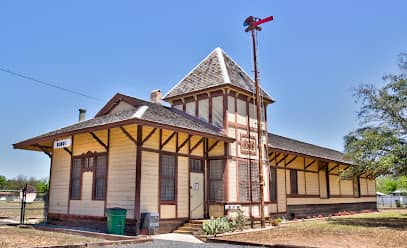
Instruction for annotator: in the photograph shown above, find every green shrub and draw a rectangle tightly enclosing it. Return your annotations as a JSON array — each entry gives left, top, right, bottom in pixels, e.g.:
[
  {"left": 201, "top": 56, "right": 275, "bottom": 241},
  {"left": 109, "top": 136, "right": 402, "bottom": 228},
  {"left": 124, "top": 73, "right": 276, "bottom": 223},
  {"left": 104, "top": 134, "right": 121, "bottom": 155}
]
[
  {"left": 202, "top": 216, "right": 231, "bottom": 236},
  {"left": 234, "top": 210, "right": 247, "bottom": 230}
]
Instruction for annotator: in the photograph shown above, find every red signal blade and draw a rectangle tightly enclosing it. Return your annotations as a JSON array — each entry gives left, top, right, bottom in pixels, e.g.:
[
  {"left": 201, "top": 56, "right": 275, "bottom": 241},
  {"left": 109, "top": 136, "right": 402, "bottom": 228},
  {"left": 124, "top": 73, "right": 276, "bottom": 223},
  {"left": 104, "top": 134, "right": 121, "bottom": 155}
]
[{"left": 252, "top": 16, "right": 273, "bottom": 27}]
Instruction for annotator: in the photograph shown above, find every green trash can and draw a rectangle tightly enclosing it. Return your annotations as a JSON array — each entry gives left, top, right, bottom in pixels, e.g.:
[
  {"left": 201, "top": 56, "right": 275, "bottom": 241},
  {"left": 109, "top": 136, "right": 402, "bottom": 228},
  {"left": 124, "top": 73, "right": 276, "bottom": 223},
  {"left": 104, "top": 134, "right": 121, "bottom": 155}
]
[{"left": 106, "top": 208, "right": 127, "bottom": 235}]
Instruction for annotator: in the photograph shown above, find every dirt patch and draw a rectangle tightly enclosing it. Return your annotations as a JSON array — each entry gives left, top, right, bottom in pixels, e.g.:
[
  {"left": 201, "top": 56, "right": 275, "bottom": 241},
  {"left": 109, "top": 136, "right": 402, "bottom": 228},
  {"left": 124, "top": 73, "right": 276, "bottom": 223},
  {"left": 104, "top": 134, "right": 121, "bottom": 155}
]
[
  {"left": 213, "top": 210, "right": 407, "bottom": 248},
  {"left": 0, "top": 226, "right": 103, "bottom": 248}
]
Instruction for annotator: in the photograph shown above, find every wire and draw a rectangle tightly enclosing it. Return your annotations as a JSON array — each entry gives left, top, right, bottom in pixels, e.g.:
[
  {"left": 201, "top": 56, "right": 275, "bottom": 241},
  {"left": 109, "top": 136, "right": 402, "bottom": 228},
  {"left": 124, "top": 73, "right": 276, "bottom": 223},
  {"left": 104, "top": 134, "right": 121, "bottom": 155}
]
[{"left": 0, "top": 66, "right": 103, "bottom": 102}]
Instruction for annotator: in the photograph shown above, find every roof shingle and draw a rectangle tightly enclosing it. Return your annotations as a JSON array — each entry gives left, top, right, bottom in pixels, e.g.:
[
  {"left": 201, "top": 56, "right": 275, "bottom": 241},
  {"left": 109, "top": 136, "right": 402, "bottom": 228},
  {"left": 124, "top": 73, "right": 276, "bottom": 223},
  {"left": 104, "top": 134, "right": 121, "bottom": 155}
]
[
  {"left": 14, "top": 94, "right": 233, "bottom": 148},
  {"left": 268, "top": 133, "right": 353, "bottom": 165},
  {"left": 164, "top": 47, "right": 273, "bottom": 101}
]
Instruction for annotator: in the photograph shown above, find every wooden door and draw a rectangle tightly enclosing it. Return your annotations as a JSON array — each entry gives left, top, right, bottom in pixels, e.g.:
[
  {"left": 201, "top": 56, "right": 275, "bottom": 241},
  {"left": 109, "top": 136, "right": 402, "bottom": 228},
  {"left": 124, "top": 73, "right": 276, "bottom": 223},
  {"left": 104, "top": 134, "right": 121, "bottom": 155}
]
[{"left": 190, "top": 172, "right": 204, "bottom": 219}]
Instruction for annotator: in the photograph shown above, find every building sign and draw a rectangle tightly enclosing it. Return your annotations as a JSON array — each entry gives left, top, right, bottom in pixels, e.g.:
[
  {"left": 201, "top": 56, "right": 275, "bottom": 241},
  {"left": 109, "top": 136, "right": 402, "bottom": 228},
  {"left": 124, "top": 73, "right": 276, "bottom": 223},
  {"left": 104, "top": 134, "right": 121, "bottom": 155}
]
[
  {"left": 240, "top": 134, "right": 257, "bottom": 155},
  {"left": 53, "top": 138, "right": 72, "bottom": 149},
  {"left": 225, "top": 204, "right": 241, "bottom": 210}
]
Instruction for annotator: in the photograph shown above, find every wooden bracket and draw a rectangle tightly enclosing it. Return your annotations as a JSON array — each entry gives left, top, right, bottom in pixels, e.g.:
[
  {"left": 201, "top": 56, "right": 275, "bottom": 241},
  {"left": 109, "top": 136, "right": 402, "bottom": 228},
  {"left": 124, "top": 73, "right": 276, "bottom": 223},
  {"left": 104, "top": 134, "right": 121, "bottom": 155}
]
[
  {"left": 190, "top": 137, "right": 204, "bottom": 154},
  {"left": 207, "top": 140, "right": 220, "bottom": 153},
  {"left": 276, "top": 154, "right": 289, "bottom": 166},
  {"left": 142, "top": 128, "right": 157, "bottom": 145},
  {"left": 119, "top": 127, "right": 137, "bottom": 145},
  {"left": 328, "top": 163, "right": 340, "bottom": 173},
  {"left": 34, "top": 144, "right": 52, "bottom": 158},
  {"left": 177, "top": 134, "right": 191, "bottom": 152},
  {"left": 318, "top": 162, "right": 328, "bottom": 171},
  {"left": 285, "top": 156, "right": 298, "bottom": 167},
  {"left": 269, "top": 153, "right": 279, "bottom": 163},
  {"left": 161, "top": 131, "right": 176, "bottom": 150},
  {"left": 90, "top": 132, "right": 108, "bottom": 150},
  {"left": 63, "top": 147, "right": 72, "bottom": 156},
  {"left": 305, "top": 160, "right": 317, "bottom": 169}
]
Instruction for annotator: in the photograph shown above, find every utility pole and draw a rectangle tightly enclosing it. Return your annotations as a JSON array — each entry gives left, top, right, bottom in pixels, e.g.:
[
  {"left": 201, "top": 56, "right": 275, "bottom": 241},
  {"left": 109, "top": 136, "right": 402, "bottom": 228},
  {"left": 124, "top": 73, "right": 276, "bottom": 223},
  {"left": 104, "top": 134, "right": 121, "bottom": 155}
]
[{"left": 244, "top": 16, "right": 273, "bottom": 228}]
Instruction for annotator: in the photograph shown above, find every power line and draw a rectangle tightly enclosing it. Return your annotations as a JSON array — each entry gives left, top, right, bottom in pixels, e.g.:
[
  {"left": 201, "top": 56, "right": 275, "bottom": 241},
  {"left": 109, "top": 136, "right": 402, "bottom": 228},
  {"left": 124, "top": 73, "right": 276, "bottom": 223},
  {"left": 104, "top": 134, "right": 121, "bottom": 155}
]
[{"left": 0, "top": 66, "right": 103, "bottom": 102}]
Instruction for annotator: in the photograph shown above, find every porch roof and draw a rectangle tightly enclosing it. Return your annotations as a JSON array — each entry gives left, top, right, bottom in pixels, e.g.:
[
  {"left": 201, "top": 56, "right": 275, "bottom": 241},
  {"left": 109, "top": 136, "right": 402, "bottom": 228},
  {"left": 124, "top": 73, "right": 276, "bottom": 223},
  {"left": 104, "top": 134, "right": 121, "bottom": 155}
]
[
  {"left": 13, "top": 94, "right": 234, "bottom": 151},
  {"left": 268, "top": 133, "right": 354, "bottom": 165}
]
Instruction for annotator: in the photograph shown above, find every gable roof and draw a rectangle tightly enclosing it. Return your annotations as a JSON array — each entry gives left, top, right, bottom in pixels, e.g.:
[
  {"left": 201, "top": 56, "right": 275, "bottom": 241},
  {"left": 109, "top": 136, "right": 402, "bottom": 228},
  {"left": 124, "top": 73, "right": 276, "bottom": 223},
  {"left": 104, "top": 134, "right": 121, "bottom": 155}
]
[
  {"left": 268, "top": 133, "right": 354, "bottom": 165},
  {"left": 13, "top": 93, "right": 234, "bottom": 150},
  {"left": 163, "top": 47, "right": 273, "bottom": 102}
]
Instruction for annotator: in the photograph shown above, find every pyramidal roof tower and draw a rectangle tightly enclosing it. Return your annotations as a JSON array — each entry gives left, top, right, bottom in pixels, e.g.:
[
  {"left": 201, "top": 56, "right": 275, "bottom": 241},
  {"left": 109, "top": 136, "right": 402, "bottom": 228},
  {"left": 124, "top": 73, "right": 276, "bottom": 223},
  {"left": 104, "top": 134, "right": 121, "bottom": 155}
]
[{"left": 163, "top": 47, "right": 273, "bottom": 102}]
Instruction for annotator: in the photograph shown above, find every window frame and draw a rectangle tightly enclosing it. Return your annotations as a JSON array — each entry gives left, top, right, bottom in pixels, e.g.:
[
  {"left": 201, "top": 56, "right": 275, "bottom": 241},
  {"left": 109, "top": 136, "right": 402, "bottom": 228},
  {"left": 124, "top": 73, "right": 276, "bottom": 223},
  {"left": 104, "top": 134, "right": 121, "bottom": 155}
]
[
  {"left": 290, "top": 169, "right": 298, "bottom": 194},
  {"left": 189, "top": 158, "right": 204, "bottom": 173},
  {"left": 208, "top": 159, "right": 225, "bottom": 202},
  {"left": 237, "top": 160, "right": 261, "bottom": 202},
  {"left": 69, "top": 157, "right": 83, "bottom": 200},
  {"left": 69, "top": 151, "right": 108, "bottom": 201},
  {"left": 159, "top": 153, "right": 177, "bottom": 204},
  {"left": 92, "top": 153, "right": 108, "bottom": 201},
  {"left": 238, "top": 161, "right": 250, "bottom": 202},
  {"left": 269, "top": 167, "right": 277, "bottom": 202},
  {"left": 250, "top": 161, "right": 260, "bottom": 202}
]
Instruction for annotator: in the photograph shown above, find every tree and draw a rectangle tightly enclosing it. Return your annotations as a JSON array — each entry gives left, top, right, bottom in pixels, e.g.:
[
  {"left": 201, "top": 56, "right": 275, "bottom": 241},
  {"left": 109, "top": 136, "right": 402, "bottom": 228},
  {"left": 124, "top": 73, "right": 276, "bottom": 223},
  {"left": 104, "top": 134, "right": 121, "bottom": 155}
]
[
  {"left": 376, "top": 176, "right": 400, "bottom": 194},
  {"left": 35, "top": 178, "right": 49, "bottom": 192},
  {"left": 0, "top": 175, "right": 6, "bottom": 189},
  {"left": 344, "top": 53, "right": 407, "bottom": 177}
]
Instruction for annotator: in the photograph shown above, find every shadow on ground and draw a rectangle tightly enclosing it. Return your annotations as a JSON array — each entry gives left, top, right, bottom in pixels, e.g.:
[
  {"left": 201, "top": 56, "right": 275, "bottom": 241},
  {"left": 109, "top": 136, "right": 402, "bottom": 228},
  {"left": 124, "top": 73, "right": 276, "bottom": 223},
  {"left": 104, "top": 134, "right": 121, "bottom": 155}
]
[{"left": 327, "top": 215, "right": 407, "bottom": 230}]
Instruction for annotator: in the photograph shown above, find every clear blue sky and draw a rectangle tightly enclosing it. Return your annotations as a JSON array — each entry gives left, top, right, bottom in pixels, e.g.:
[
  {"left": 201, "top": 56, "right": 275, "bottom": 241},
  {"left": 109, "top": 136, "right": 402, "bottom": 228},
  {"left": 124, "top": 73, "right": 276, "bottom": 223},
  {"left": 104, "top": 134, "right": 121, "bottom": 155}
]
[{"left": 1, "top": 1, "right": 406, "bottom": 179}]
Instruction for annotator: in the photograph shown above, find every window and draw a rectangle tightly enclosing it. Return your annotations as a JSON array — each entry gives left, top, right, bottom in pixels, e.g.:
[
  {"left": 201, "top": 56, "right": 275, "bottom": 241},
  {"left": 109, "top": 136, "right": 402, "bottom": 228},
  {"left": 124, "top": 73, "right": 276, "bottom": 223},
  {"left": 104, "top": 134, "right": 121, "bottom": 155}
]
[
  {"left": 290, "top": 170, "right": 298, "bottom": 194},
  {"left": 185, "top": 101, "right": 195, "bottom": 116},
  {"left": 70, "top": 152, "right": 107, "bottom": 201},
  {"left": 238, "top": 161, "right": 250, "bottom": 201},
  {"left": 250, "top": 161, "right": 260, "bottom": 202},
  {"left": 70, "top": 158, "right": 82, "bottom": 200},
  {"left": 160, "top": 154, "right": 176, "bottom": 202},
  {"left": 238, "top": 161, "right": 260, "bottom": 202},
  {"left": 208, "top": 160, "right": 224, "bottom": 201},
  {"left": 353, "top": 176, "right": 360, "bottom": 198},
  {"left": 269, "top": 167, "right": 277, "bottom": 201},
  {"left": 93, "top": 155, "right": 107, "bottom": 200},
  {"left": 211, "top": 95, "right": 224, "bottom": 128},
  {"left": 190, "top": 159, "right": 203, "bottom": 172},
  {"left": 198, "top": 98, "right": 209, "bottom": 121}
]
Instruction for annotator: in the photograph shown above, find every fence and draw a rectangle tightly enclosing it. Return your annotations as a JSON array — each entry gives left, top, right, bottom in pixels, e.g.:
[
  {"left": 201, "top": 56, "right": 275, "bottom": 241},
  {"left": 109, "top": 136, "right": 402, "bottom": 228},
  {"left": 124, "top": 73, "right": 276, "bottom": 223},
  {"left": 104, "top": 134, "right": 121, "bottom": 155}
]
[
  {"left": 0, "top": 186, "right": 47, "bottom": 224},
  {"left": 377, "top": 195, "right": 407, "bottom": 208}
]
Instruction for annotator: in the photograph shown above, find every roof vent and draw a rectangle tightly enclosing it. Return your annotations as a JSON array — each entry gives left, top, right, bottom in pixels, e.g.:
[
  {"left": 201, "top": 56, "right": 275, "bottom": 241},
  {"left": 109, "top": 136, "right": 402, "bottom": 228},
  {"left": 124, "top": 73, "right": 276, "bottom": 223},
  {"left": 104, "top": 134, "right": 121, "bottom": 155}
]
[{"left": 150, "top": 89, "right": 162, "bottom": 104}]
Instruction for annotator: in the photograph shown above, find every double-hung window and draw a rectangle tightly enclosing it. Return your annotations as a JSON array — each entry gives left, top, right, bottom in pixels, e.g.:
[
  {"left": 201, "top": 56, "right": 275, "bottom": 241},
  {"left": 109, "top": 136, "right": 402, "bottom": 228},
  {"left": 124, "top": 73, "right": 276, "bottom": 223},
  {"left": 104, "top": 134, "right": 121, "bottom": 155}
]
[{"left": 160, "top": 154, "right": 176, "bottom": 202}]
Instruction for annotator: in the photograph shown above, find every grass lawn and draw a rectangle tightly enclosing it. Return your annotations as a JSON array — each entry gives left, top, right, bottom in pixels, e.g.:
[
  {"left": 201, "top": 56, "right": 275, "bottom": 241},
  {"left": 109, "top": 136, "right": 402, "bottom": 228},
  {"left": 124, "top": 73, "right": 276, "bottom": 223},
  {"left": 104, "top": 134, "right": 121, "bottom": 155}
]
[
  {"left": 0, "top": 226, "right": 104, "bottom": 248},
  {"left": 214, "top": 209, "right": 407, "bottom": 248}
]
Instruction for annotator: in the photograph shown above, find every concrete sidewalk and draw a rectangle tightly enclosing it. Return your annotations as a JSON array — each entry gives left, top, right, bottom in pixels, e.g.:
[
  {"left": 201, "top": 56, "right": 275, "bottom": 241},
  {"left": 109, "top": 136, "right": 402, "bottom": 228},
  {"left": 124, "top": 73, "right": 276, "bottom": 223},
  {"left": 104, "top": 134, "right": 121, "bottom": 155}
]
[{"left": 115, "top": 233, "right": 258, "bottom": 247}]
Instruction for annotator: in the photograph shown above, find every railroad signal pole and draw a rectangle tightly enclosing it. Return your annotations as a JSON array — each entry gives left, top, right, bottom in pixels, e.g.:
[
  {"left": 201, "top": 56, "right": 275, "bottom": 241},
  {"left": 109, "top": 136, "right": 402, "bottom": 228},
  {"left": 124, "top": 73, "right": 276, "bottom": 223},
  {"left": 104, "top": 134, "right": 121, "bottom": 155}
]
[{"left": 244, "top": 15, "right": 273, "bottom": 228}]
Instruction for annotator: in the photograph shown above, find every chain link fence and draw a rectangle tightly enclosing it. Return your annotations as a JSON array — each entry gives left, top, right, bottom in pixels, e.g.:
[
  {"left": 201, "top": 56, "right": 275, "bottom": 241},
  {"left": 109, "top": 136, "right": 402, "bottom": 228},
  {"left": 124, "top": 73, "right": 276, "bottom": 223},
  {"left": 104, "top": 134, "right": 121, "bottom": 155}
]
[
  {"left": 377, "top": 195, "right": 407, "bottom": 208},
  {"left": 0, "top": 186, "right": 47, "bottom": 225}
]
